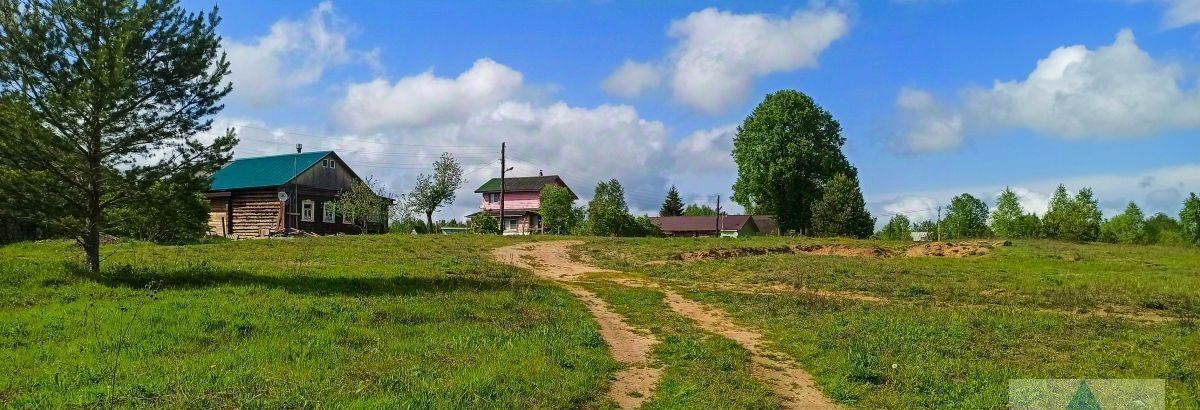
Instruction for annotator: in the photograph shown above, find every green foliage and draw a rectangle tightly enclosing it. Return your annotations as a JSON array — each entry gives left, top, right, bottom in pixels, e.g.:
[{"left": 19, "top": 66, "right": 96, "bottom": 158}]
[
  {"left": 1182, "top": 192, "right": 1200, "bottom": 246},
  {"left": 469, "top": 213, "right": 500, "bottom": 234},
  {"left": 943, "top": 193, "right": 990, "bottom": 239},
  {"left": 732, "top": 90, "right": 855, "bottom": 234},
  {"left": 878, "top": 214, "right": 912, "bottom": 241},
  {"left": 389, "top": 217, "right": 425, "bottom": 234},
  {"left": 810, "top": 173, "right": 875, "bottom": 238},
  {"left": 333, "top": 177, "right": 390, "bottom": 233},
  {"left": 1100, "top": 202, "right": 1147, "bottom": 244},
  {"left": 631, "top": 215, "right": 663, "bottom": 237},
  {"left": 682, "top": 204, "right": 718, "bottom": 216},
  {"left": 540, "top": 185, "right": 576, "bottom": 234},
  {"left": 660, "top": 185, "right": 685, "bottom": 217},
  {"left": 1145, "top": 213, "right": 1181, "bottom": 245},
  {"left": 990, "top": 187, "right": 1038, "bottom": 238},
  {"left": 407, "top": 153, "right": 464, "bottom": 233},
  {"left": 1042, "top": 185, "right": 1102, "bottom": 242},
  {"left": 587, "top": 179, "right": 631, "bottom": 236},
  {"left": 911, "top": 219, "right": 938, "bottom": 234},
  {"left": 106, "top": 181, "right": 209, "bottom": 244},
  {"left": 0, "top": 0, "right": 237, "bottom": 272}
]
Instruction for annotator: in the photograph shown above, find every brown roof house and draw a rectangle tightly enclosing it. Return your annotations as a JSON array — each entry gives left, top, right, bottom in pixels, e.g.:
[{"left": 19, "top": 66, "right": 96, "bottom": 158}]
[
  {"left": 472, "top": 175, "right": 576, "bottom": 235},
  {"left": 204, "top": 151, "right": 391, "bottom": 238},
  {"left": 650, "top": 215, "right": 764, "bottom": 238}
]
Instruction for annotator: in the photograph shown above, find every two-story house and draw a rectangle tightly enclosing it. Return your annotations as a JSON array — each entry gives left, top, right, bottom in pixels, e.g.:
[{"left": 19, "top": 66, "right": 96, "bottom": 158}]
[{"left": 472, "top": 175, "right": 576, "bottom": 235}]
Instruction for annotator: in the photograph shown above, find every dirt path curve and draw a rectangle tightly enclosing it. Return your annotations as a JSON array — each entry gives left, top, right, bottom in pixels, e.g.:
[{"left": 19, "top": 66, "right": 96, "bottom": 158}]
[
  {"left": 496, "top": 241, "right": 838, "bottom": 410},
  {"left": 493, "top": 241, "right": 661, "bottom": 409}
]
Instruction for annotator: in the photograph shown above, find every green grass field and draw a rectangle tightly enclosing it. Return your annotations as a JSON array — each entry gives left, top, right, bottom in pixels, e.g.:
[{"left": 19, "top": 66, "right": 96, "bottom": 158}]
[{"left": 2, "top": 235, "right": 1199, "bottom": 408}]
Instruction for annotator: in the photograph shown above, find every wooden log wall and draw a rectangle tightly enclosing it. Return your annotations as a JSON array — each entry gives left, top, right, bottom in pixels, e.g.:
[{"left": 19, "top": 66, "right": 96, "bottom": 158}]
[{"left": 231, "top": 190, "right": 282, "bottom": 238}]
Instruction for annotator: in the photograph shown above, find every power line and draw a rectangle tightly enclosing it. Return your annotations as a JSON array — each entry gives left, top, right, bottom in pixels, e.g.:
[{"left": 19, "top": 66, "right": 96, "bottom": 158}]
[{"left": 235, "top": 125, "right": 497, "bottom": 151}]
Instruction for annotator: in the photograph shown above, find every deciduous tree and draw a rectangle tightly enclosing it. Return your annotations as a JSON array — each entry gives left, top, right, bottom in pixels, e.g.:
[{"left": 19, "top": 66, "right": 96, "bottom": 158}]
[
  {"left": 0, "top": 0, "right": 236, "bottom": 273},
  {"left": 810, "top": 173, "right": 874, "bottom": 238},
  {"left": 540, "top": 184, "right": 575, "bottom": 234},
  {"left": 1181, "top": 192, "right": 1200, "bottom": 246},
  {"left": 334, "top": 177, "right": 390, "bottom": 233},
  {"left": 587, "top": 179, "right": 630, "bottom": 236},
  {"left": 732, "top": 90, "right": 854, "bottom": 235},
  {"left": 1100, "top": 201, "right": 1147, "bottom": 244},
  {"left": 682, "top": 204, "right": 718, "bottom": 216},
  {"left": 407, "top": 153, "right": 463, "bottom": 233},
  {"left": 943, "top": 193, "right": 989, "bottom": 238},
  {"left": 878, "top": 214, "right": 912, "bottom": 241}
]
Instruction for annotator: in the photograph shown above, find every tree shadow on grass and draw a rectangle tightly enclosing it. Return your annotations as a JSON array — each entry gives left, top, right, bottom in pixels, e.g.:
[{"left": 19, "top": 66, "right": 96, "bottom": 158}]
[{"left": 68, "top": 263, "right": 534, "bottom": 297}]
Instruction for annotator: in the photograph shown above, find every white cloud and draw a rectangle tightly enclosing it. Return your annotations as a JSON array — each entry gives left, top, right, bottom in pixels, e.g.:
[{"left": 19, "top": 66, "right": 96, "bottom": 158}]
[
  {"left": 224, "top": 1, "right": 375, "bottom": 106},
  {"left": 879, "top": 196, "right": 940, "bottom": 224},
  {"left": 1142, "top": 0, "right": 1200, "bottom": 28},
  {"left": 896, "top": 88, "right": 964, "bottom": 152},
  {"left": 671, "top": 124, "right": 736, "bottom": 173},
  {"left": 602, "top": 60, "right": 663, "bottom": 98},
  {"left": 334, "top": 59, "right": 524, "bottom": 132},
  {"left": 325, "top": 59, "right": 687, "bottom": 219},
  {"left": 604, "top": 6, "right": 848, "bottom": 113},
  {"left": 898, "top": 30, "right": 1200, "bottom": 153}
]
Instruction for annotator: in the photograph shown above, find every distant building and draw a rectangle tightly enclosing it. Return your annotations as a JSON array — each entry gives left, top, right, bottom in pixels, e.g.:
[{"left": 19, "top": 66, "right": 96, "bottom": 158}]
[
  {"left": 649, "top": 215, "right": 765, "bottom": 238},
  {"left": 911, "top": 231, "right": 931, "bottom": 242},
  {"left": 204, "top": 151, "right": 390, "bottom": 238},
  {"left": 471, "top": 175, "right": 576, "bottom": 235}
]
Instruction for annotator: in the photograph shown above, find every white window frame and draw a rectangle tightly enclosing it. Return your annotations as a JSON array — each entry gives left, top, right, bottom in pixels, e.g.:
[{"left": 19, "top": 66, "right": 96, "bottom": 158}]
[
  {"left": 301, "top": 200, "right": 315, "bottom": 222},
  {"left": 343, "top": 212, "right": 354, "bottom": 225},
  {"left": 487, "top": 192, "right": 500, "bottom": 203},
  {"left": 322, "top": 202, "right": 336, "bottom": 223}
]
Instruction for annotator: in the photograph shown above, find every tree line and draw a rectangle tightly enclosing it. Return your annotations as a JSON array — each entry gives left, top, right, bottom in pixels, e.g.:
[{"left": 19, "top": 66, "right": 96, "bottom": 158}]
[{"left": 877, "top": 186, "right": 1200, "bottom": 246}]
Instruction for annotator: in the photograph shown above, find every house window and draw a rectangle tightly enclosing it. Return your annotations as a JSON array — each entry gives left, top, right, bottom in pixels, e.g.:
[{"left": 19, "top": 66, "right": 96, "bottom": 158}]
[
  {"left": 322, "top": 202, "right": 336, "bottom": 223},
  {"left": 505, "top": 218, "right": 518, "bottom": 231},
  {"left": 322, "top": 158, "right": 336, "bottom": 169},
  {"left": 533, "top": 215, "right": 542, "bottom": 231},
  {"left": 301, "top": 200, "right": 315, "bottom": 222},
  {"left": 487, "top": 192, "right": 500, "bottom": 203},
  {"left": 343, "top": 212, "right": 354, "bottom": 224}
]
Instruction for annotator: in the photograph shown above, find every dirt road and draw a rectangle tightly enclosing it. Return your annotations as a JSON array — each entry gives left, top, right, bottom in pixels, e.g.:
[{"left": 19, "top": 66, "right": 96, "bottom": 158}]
[{"left": 494, "top": 241, "right": 838, "bottom": 409}]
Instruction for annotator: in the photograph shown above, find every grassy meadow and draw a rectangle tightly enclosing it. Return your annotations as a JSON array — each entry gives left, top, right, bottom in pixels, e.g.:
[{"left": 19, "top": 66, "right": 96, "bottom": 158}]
[
  {"left": 0, "top": 235, "right": 617, "bottom": 408},
  {"left": 2, "top": 234, "right": 1198, "bottom": 408},
  {"left": 578, "top": 237, "right": 1200, "bottom": 408}
]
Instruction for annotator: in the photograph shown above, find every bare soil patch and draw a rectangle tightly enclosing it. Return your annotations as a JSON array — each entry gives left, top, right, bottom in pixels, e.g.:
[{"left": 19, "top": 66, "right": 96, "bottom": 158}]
[
  {"left": 493, "top": 242, "right": 660, "bottom": 409},
  {"left": 674, "top": 240, "right": 1011, "bottom": 262}
]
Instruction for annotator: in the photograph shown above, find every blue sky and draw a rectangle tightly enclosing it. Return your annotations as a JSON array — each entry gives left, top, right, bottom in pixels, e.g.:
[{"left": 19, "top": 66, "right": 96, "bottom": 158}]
[{"left": 186, "top": 0, "right": 1200, "bottom": 223}]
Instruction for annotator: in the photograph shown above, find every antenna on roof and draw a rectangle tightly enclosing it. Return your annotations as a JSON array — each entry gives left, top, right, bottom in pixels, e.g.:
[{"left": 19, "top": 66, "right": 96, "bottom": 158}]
[{"left": 295, "top": 144, "right": 302, "bottom": 154}]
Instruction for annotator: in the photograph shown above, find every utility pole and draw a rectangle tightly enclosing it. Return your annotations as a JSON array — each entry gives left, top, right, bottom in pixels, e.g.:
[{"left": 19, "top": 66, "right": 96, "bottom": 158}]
[
  {"left": 498, "top": 142, "right": 513, "bottom": 235},
  {"left": 936, "top": 205, "right": 942, "bottom": 242},
  {"left": 715, "top": 195, "right": 722, "bottom": 236}
]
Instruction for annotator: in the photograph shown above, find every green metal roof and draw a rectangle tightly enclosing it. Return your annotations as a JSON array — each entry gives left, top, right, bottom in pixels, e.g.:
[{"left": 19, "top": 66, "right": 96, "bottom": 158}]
[{"left": 209, "top": 151, "right": 332, "bottom": 191}]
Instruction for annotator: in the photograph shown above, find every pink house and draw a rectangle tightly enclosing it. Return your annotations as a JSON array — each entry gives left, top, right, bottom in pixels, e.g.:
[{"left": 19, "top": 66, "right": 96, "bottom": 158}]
[{"left": 471, "top": 175, "right": 576, "bottom": 235}]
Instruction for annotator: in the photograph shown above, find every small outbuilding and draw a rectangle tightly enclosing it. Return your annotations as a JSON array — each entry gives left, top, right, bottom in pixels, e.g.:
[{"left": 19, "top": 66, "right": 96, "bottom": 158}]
[{"left": 649, "top": 215, "right": 763, "bottom": 238}]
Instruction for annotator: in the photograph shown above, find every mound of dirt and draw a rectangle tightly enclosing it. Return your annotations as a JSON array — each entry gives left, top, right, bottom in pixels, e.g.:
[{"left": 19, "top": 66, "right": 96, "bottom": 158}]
[
  {"left": 791, "top": 244, "right": 893, "bottom": 258},
  {"left": 676, "top": 246, "right": 794, "bottom": 261},
  {"left": 677, "top": 244, "right": 892, "bottom": 261},
  {"left": 904, "top": 241, "right": 992, "bottom": 258}
]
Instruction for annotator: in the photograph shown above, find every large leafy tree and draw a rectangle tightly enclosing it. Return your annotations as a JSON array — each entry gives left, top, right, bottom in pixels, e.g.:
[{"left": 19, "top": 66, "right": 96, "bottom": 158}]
[
  {"left": 878, "top": 214, "right": 912, "bottom": 241},
  {"left": 682, "top": 203, "right": 717, "bottom": 216},
  {"left": 732, "top": 90, "right": 854, "bottom": 235},
  {"left": 587, "top": 179, "right": 631, "bottom": 236},
  {"left": 943, "top": 193, "right": 990, "bottom": 238},
  {"left": 407, "top": 153, "right": 463, "bottom": 233},
  {"left": 659, "top": 185, "right": 684, "bottom": 217},
  {"left": 1042, "top": 185, "right": 1072, "bottom": 239},
  {"left": 1145, "top": 212, "right": 1182, "bottom": 245},
  {"left": 539, "top": 184, "right": 575, "bottom": 234},
  {"left": 1100, "top": 201, "right": 1147, "bottom": 244},
  {"left": 0, "top": 0, "right": 236, "bottom": 273},
  {"left": 1181, "top": 192, "right": 1200, "bottom": 246},
  {"left": 810, "top": 173, "right": 874, "bottom": 238},
  {"left": 1043, "top": 185, "right": 1102, "bottom": 242}
]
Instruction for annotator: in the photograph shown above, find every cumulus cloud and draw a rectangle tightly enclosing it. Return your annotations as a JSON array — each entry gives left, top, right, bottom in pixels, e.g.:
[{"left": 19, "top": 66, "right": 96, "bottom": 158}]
[
  {"left": 602, "top": 60, "right": 663, "bottom": 98},
  {"left": 323, "top": 59, "right": 685, "bottom": 219},
  {"left": 895, "top": 88, "right": 964, "bottom": 152},
  {"left": 224, "top": 1, "right": 377, "bottom": 106},
  {"left": 898, "top": 30, "right": 1200, "bottom": 153},
  {"left": 603, "top": 7, "right": 848, "bottom": 113},
  {"left": 671, "top": 125, "right": 736, "bottom": 173},
  {"left": 1140, "top": 0, "right": 1200, "bottom": 28},
  {"left": 335, "top": 59, "right": 524, "bottom": 131}
]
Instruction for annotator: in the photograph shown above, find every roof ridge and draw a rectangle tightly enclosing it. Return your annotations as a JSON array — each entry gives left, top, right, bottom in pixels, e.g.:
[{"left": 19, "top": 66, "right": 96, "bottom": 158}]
[{"left": 230, "top": 150, "right": 333, "bottom": 161}]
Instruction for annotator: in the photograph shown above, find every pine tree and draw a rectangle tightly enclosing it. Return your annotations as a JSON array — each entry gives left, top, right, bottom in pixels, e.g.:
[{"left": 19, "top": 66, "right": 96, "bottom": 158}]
[
  {"left": 660, "top": 185, "right": 684, "bottom": 217},
  {"left": 0, "top": 0, "right": 236, "bottom": 273},
  {"left": 810, "top": 173, "right": 875, "bottom": 238}
]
